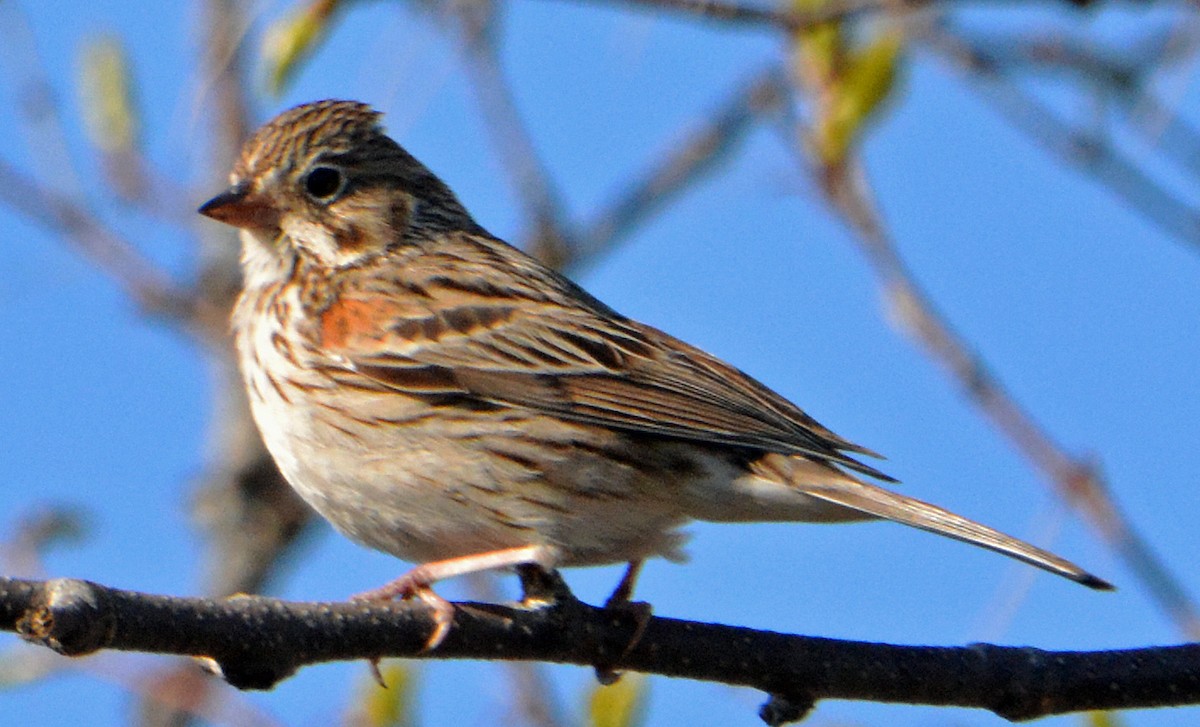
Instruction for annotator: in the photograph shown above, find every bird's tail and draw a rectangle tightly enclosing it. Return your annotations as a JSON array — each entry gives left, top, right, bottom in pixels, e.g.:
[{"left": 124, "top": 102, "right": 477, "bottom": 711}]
[{"left": 801, "top": 476, "right": 1113, "bottom": 590}]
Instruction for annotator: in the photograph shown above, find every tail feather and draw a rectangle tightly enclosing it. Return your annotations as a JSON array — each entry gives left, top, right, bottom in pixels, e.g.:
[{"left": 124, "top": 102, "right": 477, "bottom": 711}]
[{"left": 803, "top": 478, "right": 1113, "bottom": 591}]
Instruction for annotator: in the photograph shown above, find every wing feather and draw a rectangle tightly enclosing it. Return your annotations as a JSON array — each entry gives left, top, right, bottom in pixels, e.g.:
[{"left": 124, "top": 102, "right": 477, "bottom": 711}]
[{"left": 324, "top": 239, "right": 891, "bottom": 480}]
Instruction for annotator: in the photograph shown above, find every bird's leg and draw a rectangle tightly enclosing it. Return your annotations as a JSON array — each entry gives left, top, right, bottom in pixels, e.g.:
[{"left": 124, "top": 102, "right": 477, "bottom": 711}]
[
  {"left": 604, "top": 559, "right": 645, "bottom": 609},
  {"left": 516, "top": 562, "right": 576, "bottom": 606},
  {"left": 596, "top": 559, "right": 652, "bottom": 685},
  {"left": 354, "top": 544, "right": 551, "bottom": 652}
]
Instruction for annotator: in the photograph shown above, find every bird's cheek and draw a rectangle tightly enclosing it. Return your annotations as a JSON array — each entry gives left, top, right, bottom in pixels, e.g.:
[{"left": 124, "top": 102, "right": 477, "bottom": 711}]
[
  {"left": 283, "top": 216, "right": 373, "bottom": 268},
  {"left": 332, "top": 223, "right": 369, "bottom": 254},
  {"left": 281, "top": 217, "right": 333, "bottom": 258}
]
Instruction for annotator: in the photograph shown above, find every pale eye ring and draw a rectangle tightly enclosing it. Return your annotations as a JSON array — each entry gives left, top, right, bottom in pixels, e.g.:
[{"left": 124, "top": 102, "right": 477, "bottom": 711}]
[{"left": 303, "top": 166, "right": 345, "bottom": 201}]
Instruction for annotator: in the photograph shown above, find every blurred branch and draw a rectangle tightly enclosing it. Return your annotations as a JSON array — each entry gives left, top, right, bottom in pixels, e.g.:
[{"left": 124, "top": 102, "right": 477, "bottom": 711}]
[
  {"left": 574, "top": 68, "right": 790, "bottom": 271},
  {"left": 0, "top": 157, "right": 198, "bottom": 322},
  {"left": 0, "top": 507, "right": 87, "bottom": 579},
  {"left": 451, "top": 1, "right": 578, "bottom": 269},
  {"left": 794, "top": 144, "right": 1200, "bottom": 637},
  {"left": 0, "top": 646, "right": 281, "bottom": 727},
  {"left": 452, "top": 5, "right": 788, "bottom": 274},
  {"left": 922, "top": 24, "right": 1200, "bottom": 256},
  {"left": 190, "top": 0, "right": 314, "bottom": 604},
  {"left": 198, "top": 0, "right": 253, "bottom": 305},
  {"left": 6, "top": 575, "right": 1198, "bottom": 724},
  {"left": 950, "top": 28, "right": 1159, "bottom": 84},
  {"left": 780, "top": 16, "right": 1200, "bottom": 637},
  {"left": 76, "top": 35, "right": 194, "bottom": 222},
  {"left": 558, "top": 0, "right": 931, "bottom": 33},
  {"left": 958, "top": 27, "right": 1200, "bottom": 182},
  {"left": 468, "top": 573, "right": 570, "bottom": 727},
  {"left": 131, "top": 5, "right": 310, "bottom": 727},
  {"left": 0, "top": 1, "right": 84, "bottom": 195},
  {"left": 0, "top": 4, "right": 203, "bottom": 325}
]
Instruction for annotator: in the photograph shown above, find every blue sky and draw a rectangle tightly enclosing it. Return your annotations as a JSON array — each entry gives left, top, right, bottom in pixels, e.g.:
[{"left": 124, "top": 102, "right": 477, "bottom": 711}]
[{"left": 2, "top": 2, "right": 1199, "bottom": 726}]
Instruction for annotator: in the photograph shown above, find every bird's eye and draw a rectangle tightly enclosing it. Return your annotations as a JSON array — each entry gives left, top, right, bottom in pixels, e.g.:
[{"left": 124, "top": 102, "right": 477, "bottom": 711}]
[{"left": 303, "top": 166, "right": 344, "bottom": 201}]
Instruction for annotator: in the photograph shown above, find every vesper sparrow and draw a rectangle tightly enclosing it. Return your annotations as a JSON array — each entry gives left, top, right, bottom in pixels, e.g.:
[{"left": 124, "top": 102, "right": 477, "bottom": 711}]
[{"left": 200, "top": 100, "right": 1109, "bottom": 646}]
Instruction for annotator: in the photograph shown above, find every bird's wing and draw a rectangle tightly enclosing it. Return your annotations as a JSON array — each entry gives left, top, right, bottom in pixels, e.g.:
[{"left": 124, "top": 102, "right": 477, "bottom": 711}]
[{"left": 317, "top": 243, "right": 890, "bottom": 481}]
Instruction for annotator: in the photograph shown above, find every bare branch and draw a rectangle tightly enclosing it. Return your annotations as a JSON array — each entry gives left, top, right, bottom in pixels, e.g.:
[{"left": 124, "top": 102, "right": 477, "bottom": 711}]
[
  {"left": 575, "top": 68, "right": 790, "bottom": 271},
  {"left": 551, "top": 0, "right": 934, "bottom": 33},
  {"left": 195, "top": 0, "right": 254, "bottom": 309},
  {"left": 922, "top": 24, "right": 1200, "bottom": 256},
  {"left": 451, "top": 1, "right": 578, "bottom": 269},
  {"left": 468, "top": 573, "right": 570, "bottom": 727},
  {"left": 0, "top": 2, "right": 86, "bottom": 194},
  {"left": 189, "top": 0, "right": 314, "bottom": 604},
  {"left": 0, "top": 507, "right": 87, "bottom": 579},
  {"left": 4, "top": 576, "right": 1199, "bottom": 724},
  {"left": 0, "top": 157, "right": 198, "bottom": 322},
  {"left": 776, "top": 18, "right": 1200, "bottom": 636},
  {"left": 132, "top": 6, "right": 306, "bottom": 727},
  {"left": 800, "top": 150, "right": 1200, "bottom": 637},
  {"left": 965, "top": 27, "right": 1200, "bottom": 185}
]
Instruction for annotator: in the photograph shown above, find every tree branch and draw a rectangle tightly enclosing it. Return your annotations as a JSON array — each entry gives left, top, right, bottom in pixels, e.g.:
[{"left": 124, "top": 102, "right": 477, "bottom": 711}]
[
  {"left": 4, "top": 576, "right": 1199, "bottom": 725},
  {"left": 922, "top": 23, "right": 1200, "bottom": 257},
  {"left": 0, "top": 157, "right": 197, "bottom": 324},
  {"left": 451, "top": 0, "right": 579, "bottom": 271},
  {"left": 554, "top": 0, "right": 934, "bottom": 34},
  {"left": 575, "top": 67, "right": 789, "bottom": 272},
  {"left": 779, "top": 73, "right": 1200, "bottom": 639}
]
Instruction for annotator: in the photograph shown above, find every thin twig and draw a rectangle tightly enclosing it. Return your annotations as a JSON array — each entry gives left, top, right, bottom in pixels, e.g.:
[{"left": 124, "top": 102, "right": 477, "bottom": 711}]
[
  {"left": 467, "top": 573, "right": 571, "bottom": 727},
  {"left": 772, "top": 12, "right": 1200, "bottom": 637},
  {"left": 574, "top": 67, "right": 790, "bottom": 271},
  {"left": 554, "top": 0, "right": 932, "bottom": 33},
  {"left": 451, "top": 1, "right": 578, "bottom": 269},
  {"left": 0, "top": 1, "right": 85, "bottom": 196},
  {"left": 0, "top": 157, "right": 196, "bottom": 321},
  {"left": 796, "top": 145, "right": 1200, "bottom": 637},
  {"left": 938, "top": 25, "right": 1200, "bottom": 183},
  {"left": 922, "top": 24, "right": 1200, "bottom": 255},
  {"left": 859, "top": 26, "right": 1200, "bottom": 633}
]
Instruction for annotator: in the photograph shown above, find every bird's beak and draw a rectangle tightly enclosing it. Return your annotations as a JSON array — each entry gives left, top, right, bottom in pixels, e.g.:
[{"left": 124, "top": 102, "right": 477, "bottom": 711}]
[{"left": 198, "top": 182, "right": 280, "bottom": 232}]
